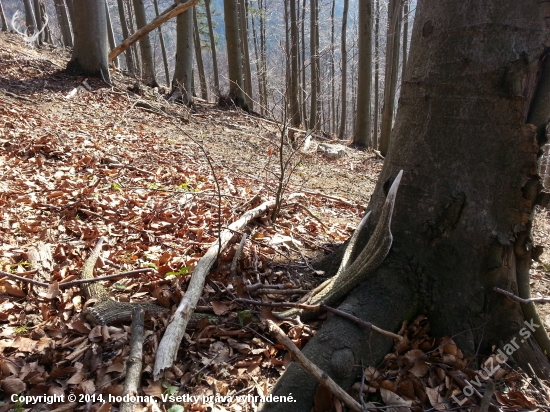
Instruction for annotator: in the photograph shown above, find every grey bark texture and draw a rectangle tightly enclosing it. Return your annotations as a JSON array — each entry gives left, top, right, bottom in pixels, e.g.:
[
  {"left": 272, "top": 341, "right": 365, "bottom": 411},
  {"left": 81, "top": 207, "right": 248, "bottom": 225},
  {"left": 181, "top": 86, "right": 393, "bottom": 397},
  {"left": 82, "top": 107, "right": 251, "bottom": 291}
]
[
  {"left": 239, "top": 0, "right": 253, "bottom": 109},
  {"left": 337, "top": 0, "right": 349, "bottom": 139},
  {"left": 223, "top": 0, "right": 247, "bottom": 109},
  {"left": 32, "top": 0, "right": 43, "bottom": 45},
  {"left": 53, "top": 0, "right": 73, "bottom": 47},
  {"left": 204, "top": 0, "right": 219, "bottom": 94},
  {"left": 261, "top": 0, "right": 550, "bottom": 410},
  {"left": 353, "top": 0, "right": 373, "bottom": 147},
  {"left": 66, "top": 0, "right": 111, "bottom": 83},
  {"left": 372, "top": 0, "right": 380, "bottom": 148},
  {"left": 289, "top": 0, "right": 301, "bottom": 129},
  {"left": 173, "top": 7, "right": 194, "bottom": 105},
  {"left": 132, "top": 0, "right": 158, "bottom": 87},
  {"left": 379, "top": 0, "right": 402, "bottom": 156},
  {"left": 0, "top": 0, "right": 7, "bottom": 32},
  {"left": 104, "top": 0, "right": 119, "bottom": 68},
  {"left": 116, "top": 0, "right": 135, "bottom": 75},
  {"left": 193, "top": 6, "right": 208, "bottom": 101},
  {"left": 23, "top": 0, "right": 37, "bottom": 36},
  {"left": 309, "top": 0, "right": 319, "bottom": 130}
]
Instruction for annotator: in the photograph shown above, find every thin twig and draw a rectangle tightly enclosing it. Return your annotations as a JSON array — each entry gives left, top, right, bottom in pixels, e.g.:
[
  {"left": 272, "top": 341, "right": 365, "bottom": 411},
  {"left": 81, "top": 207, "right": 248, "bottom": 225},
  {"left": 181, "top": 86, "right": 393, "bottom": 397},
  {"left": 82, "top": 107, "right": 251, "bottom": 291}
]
[
  {"left": 230, "top": 233, "right": 247, "bottom": 276},
  {"left": 494, "top": 287, "right": 550, "bottom": 304}
]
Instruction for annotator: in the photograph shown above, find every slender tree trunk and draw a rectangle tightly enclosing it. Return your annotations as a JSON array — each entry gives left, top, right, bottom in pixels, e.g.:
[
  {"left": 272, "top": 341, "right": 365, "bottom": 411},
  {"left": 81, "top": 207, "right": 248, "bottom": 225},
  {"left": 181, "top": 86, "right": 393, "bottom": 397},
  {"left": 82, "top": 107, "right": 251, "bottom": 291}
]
[
  {"left": 153, "top": 0, "right": 170, "bottom": 86},
  {"left": 259, "top": 0, "right": 268, "bottom": 111},
  {"left": 173, "top": 7, "right": 194, "bottom": 105},
  {"left": 66, "top": 0, "right": 110, "bottom": 83},
  {"left": 40, "top": 2, "right": 52, "bottom": 44},
  {"left": 372, "top": 0, "right": 380, "bottom": 148},
  {"left": 239, "top": 0, "right": 253, "bottom": 109},
  {"left": 54, "top": 0, "right": 73, "bottom": 47},
  {"left": 300, "top": 0, "right": 307, "bottom": 127},
  {"left": 193, "top": 7, "right": 208, "bottom": 101},
  {"left": 204, "top": 0, "right": 219, "bottom": 94},
  {"left": 289, "top": 0, "right": 302, "bottom": 130},
  {"left": 309, "top": 0, "right": 320, "bottom": 130},
  {"left": 127, "top": 0, "right": 142, "bottom": 78},
  {"left": 353, "top": 0, "right": 373, "bottom": 146},
  {"left": 401, "top": 0, "right": 408, "bottom": 81},
  {"left": 65, "top": 0, "right": 74, "bottom": 23},
  {"left": 0, "top": 0, "right": 7, "bottom": 32},
  {"left": 133, "top": 0, "right": 158, "bottom": 87},
  {"left": 379, "top": 0, "right": 403, "bottom": 156},
  {"left": 23, "top": 0, "right": 37, "bottom": 36},
  {"left": 104, "top": 0, "right": 119, "bottom": 68},
  {"left": 116, "top": 0, "right": 135, "bottom": 75},
  {"left": 32, "top": 0, "right": 43, "bottom": 45},
  {"left": 224, "top": 0, "right": 247, "bottom": 109},
  {"left": 338, "top": 0, "right": 349, "bottom": 140},
  {"left": 330, "top": 0, "right": 336, "bottom": 135},
  {"left": 250, "top": 2, "right": 264, "bottom": 114},
  {"left": 284, "top": 1, "right": 291, "bottom": 110}
]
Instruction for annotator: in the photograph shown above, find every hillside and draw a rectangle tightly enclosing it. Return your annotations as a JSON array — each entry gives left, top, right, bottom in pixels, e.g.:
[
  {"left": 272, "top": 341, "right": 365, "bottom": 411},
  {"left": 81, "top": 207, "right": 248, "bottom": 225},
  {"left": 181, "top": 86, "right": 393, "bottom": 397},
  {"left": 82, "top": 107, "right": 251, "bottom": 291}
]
[{"left": 1, "top": 32, "right": 550, "bottom": 412}]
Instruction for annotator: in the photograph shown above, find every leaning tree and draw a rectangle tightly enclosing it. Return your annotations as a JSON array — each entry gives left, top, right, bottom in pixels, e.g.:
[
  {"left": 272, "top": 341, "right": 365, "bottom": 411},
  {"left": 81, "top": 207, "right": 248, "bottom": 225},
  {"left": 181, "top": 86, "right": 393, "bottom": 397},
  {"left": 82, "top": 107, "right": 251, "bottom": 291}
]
[
  {"left": 262, "top": 0, "right": 550, "bottom": 410},
  {"left": 65, "top": 0, "right": 111, "bottom": 83}
]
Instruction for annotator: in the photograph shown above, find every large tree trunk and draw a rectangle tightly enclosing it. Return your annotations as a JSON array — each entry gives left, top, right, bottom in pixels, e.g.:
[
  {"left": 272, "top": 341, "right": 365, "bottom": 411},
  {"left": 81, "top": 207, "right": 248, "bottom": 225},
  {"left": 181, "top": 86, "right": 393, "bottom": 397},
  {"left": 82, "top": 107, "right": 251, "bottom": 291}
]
[
  {"left": 353, "top": 0, "right": 373, "bottom": 147},
  {"left": 66, "top": 0, "right": 111, "bottom": 83},
  {"left": 0, "top": 0, "right": 7, "bottom": 32},
  {"left": 116, "top": 0, "right": 135, "bottom": 75},
  {"left": 104, "top": 0, "right": 119, "bottom": 68},
  {"left": 372, "top": 0, "right": 379, "bottom": 148},
  {"left": 132, "top": 0, "right": 158, "bottom": 87},
  {"left": 23, "top": 0, "right": 37, "bottom": 36},
  {"left": 32, "top": 0, "right": 43, "bottom": 45},
  {"left": 288, "top": 0, "right": 301, "bottom": 130},
  {"left": 261, "top": 0, "right": 550, "bottom": 410},
  {"left": 224, "top": 0, "right": 247, "bottom": 110},
  {"left": 173, "top": 7, "right": 194, "bottom": 105}
]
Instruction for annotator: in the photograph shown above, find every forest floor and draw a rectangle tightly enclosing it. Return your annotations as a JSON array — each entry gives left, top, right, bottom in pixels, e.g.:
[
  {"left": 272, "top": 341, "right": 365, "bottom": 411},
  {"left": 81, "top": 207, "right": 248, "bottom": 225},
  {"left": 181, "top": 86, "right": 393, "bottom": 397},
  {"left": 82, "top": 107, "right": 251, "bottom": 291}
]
[{"left": 1, "top": 32, "right": 550, "bottom": 412}]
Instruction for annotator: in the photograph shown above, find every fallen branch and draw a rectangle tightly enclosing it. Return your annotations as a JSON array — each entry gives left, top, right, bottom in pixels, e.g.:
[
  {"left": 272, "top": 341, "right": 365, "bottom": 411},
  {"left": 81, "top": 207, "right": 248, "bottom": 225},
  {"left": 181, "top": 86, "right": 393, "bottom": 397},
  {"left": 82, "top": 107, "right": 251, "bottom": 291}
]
[
  {"left": 120, "top": 308, "right": 145, "bottom": 412},
  {"left": 109, "top": 0, "right": 199, "bottom": 63},
  {"left": 265, "top": 320, "right": 362, "bottom": 412},
  {"left": 153, "top": 194, "right": 303, "bottom": 379}
]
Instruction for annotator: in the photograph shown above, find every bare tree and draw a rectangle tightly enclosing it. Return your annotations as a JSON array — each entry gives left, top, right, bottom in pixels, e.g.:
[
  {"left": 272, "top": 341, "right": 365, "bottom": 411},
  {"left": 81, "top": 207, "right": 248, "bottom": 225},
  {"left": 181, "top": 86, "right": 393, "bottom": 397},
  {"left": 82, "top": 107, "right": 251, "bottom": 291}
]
[
  {"left": 288, "top": 0, "right": 301, "bottom": 131},
  {"left": 239, "top": 0, "right": 253, "bottom": 109},
  {"left": 104, "top": 0, "right": 119, "bottom": 68},
  {"left": 153, "top": 0, "right": 170, "bottom": 86},
  {"left": 116, "top": 0, "right": 135, "bottom": 75},
  {"left": 353, "top": 0, "right": 373, "bottom": 147},
  {"left": 23, "top": 0, "right": 37, "bottom": 37},
  {"left": 223, "top": 0, "right": 247, "bottom": 109},
  {"left": 204, "top": 0, "right": 219, "bottom": 93},
  {"left": 54, "top": 0, "right": 73, "bottom": 47},
  {"left": 309, "top": 0, "right": 320, "bottom": 130},
  {"left": 193, "top": 6, "right": 208, "bottom": 101},
  {"left": 173, "top": 7, "right": 194, "bottom": 105},
  {"left": 133, "top": 0, "right": 158, "bottom": 86},
  {"left": 66, "top": 0, "right": 110, "bottom": 83},
  {"left": 372, "top": 0, "right": 380, "bottom": 148},
  {"left": 32, "top": 0, "right": 43, "bottom": 45},
  {"left": 338, "top": 0, "right": 349, "bottom": 140},
  {"left": 0, "top": 0, "right": 7, "bottom": 32}
]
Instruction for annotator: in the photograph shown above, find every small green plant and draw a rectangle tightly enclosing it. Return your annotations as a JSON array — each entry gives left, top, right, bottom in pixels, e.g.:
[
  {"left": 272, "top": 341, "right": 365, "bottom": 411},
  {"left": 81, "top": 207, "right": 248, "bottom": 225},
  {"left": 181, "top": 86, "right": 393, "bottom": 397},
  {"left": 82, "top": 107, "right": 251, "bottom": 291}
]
[
  {"left": 111, "top": 183, "right": 122, "bottom": 191},
  {"left": 165, "top": 266, "right": 190, "bottom": 277},
  {"left": 237, "top": 310, "right": 253, "bottom": 326},
  {"left": 10, "top": 261, "right": 33, "bottom": 273},
  {"left": 162, "top": 381, "right": 178, "bottom": 396},
  {"left": 9, "top": 396, "right": 25, "bottom": 412},
  {"left": 13, "top": 325, "right": 29, "bottom": 335}
]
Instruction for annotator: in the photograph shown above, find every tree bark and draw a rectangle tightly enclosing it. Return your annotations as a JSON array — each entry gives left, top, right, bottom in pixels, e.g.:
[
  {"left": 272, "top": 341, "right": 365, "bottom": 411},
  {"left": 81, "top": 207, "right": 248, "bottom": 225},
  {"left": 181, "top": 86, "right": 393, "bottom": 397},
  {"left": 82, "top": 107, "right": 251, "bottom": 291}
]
[
  {"left": 0, "top": 0, "right": 7, "bottom": 32},
  {"left": 239, "top": 0, "right": 253, "bottom": 109},
  {"left": 193, "top": 6, "right": 208, "bottom": 101},
  {"left": 261, "top": 0, "right": 550, "bottom": 409},
  {"left": 309, "top": 0, "right": 320, "bottom": 131},
  {"left": 372, "top": 0, "right": 379, "bottom": 148},
  {"left": 250, "top": 0, "right": 265, "bottom": 114},
  {"left": 23, "top": 0, "right": 37, "bottom": 36},
  {"left": 54, "top": 0, "right": 73, "bottom": 47},
  {"left": 204, "top": 0, "right": 219, "bottom": 94},
  {"left": 173, "top": 7, "right": 194, "bottom": 105},
  {"left": 115, "top": 0, "right": 135, "bottom": 75},
  {"left": 153, "top": 0, "right": 170, "bottom": 86},
  {"left": 353, "top": 0, "right": 373, "bottom": 147},
  {"left": 401, "top": 0, "right": 408, "bottom": 81},
  {"left": 66, "top": 0, "right": 111, "bottom": 83},
  {"left": 40, "top": 2, "right": 52, "bottom": 44},
  {"left": 378, "top": 0, "right": 403, "bottom": 156},
  {"left": 330, "top": 0, "right": 336, "bottom": 135},
  {"left": 132, "top": 0, "right": 158, "bottom": 87},
  {"left": 224, "top": 0, "right": 247, "bottom": 109},
  {"left": 32, "top": 0, "right": 43, "bottom": 45},
  {"left": 104, "top": 0, "right": 119, "bottom": 68},
  {"left": 289, "top": 0, "right": 301, "bottom": 130},
  {"left": 337, "top": 0, "right": 349, "bottom": 140}
]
